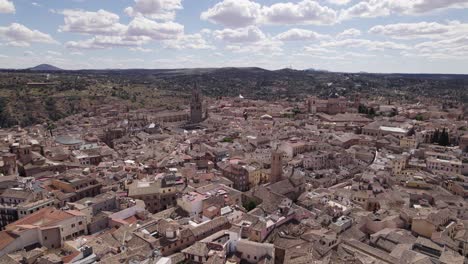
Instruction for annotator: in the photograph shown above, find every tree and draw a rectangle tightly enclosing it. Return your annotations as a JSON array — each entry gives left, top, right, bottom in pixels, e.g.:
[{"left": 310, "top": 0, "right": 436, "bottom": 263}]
[
  {"left": 243, "top": 200, "right": 257, "bottom": 211},
  {"left": 46, "top": 122, "right": 56, "bottom": 137},
  {"left": 432, "top": 129, "right": 440, "bottom": 144},
  {"left": 358, "top": 104, "right": 368, "bottom": 114},
  {"left": 438, "top": 128, "right": 450, "bottom": 146}
]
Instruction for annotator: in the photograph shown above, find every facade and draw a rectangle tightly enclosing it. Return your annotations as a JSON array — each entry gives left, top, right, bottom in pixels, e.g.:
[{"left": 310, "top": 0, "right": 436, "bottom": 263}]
[
  {"left": 51, "top": 177, "right": 102, "bottom": 203},
  {"left": 1, "top": 153, "right": 17, "bottom": 176},
  {"left": 154, "top": 111, "right": 189, "bottom": 123},
  {"left": 411, "top": 209, "right": 452, "bottom": 238},
  {"left": 400, "top": 136, "right": 418, "bottom": 149},
  {"left": 303, "top": 152, "right": 331, "bottom": 170},
  {"left": 362, "top": 122, "right": 411, "bottom": 139},
  {"left": 442, "top": 180, "right": 468, "bottom": 198},
  {"left": 127, "top": 176, "right": 181, "bottom": 213},
  {"left": 0, "top": 208, "right": 87, "bottom": 255},
  {"left": 0, "top": 189, "right": 55, "bottom": 230},
  {"left": 391, "top": 154, "right": 409, "bottom": 176},
  {"left": 218, "top": 163, "right": 250, "bottom": 192},
  {"left": 308, "top": 96, "right": 349, "bottom": 115},
  {"left": 460, "top": 134, "right": 468, "bottom": 152},
  {"left": 426, "top": 157, "right": 462, "bottom": 175}
]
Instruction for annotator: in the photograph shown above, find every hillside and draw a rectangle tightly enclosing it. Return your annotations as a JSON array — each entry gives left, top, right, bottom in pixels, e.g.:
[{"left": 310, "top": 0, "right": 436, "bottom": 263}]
[
  {"left": 28, "top": 64, "right": 63, "bottom": 71},
  {"left": 0, "top": 67, "right": 466, "bottom": 128}
]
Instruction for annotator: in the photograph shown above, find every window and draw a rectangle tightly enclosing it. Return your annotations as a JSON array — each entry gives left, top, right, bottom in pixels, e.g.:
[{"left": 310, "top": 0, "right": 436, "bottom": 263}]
[
  {"left": 44, "top": 236, "right": 47, "bottom": 240},
  {"left": 71, "top": 224, "right": 75, "bottom": 228},
  {"left": 79, "top": 221, "right": 83, "bottom": 225}
]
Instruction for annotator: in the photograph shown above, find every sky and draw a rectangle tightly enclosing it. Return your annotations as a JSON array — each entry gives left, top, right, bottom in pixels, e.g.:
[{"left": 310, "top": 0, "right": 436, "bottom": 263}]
[{"left": 0, "top": 0, "right": 468, "bottom": 73}]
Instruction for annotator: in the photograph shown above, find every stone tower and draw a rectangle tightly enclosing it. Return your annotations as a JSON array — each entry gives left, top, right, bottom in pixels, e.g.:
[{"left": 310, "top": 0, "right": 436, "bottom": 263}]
[
  {"left": 190, "top": 83, "right": 203, "bottom": 124},
  {"left": 270, "top": 150, "right": 283, "bottom": 183},
  {"left": 353, "top": 93, "right": 361, "bottom": 109},
  {"left": 2, "top": 153, "right": 17, "bottom": 175}
]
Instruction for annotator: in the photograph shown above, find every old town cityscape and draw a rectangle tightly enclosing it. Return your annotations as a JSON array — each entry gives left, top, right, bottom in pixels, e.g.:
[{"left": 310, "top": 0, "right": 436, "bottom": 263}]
[
  {"left": 0, "top": 70, "right": 465, "bottom": 264},
  {"left": 0, "top": 0, "right": 468, "bottom": 262}
]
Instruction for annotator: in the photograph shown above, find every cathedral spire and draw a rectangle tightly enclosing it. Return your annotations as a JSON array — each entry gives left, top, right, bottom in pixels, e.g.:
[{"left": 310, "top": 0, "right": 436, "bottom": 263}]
[{"left": 190, "top": 82, "right": 203, "bottom": 123}]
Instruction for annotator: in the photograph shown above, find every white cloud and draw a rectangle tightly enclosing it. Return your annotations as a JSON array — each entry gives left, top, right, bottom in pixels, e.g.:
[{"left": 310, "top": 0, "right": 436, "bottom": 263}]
[
  {"left": 201, "top": 0, "right": 262, "bottom": 28},
  {"left": 59, "top": 9, "right": 127, "bottom": 35},
  {"left": 65, "top": 35, "right": 151, "bottom": 50},
  {"left": 226, "top": 38, "right": 283, "bottom": 54},
  {"left": 304, "top": 46, "right": 336, "bottom": 54},
  {"left": 0, "top": 0, "right": 15, "bottom": 13},
  {"left": 408, "top": 35, "right": 468, "bottom": 59},
  {"left": 46, "top": 50, "right": 62, "bottom": 56},
  {"left": 411, "top": 0, "right": 468, "bottom": 13},
  {"left": 340, "top": 0, "right": 468, "bottom": 21},
  {"left": 130, "top": 47, "right": 153, "bottom": 52},
  {"left": 213, "top": 26, "right": 265, "bottom": 43},
  {"left": 261, "top": 0, "right": 337, "bottom": 25},
  {"left": 124, "top": 0, "right": 182, "bottom": 21},
  {"left": 201, "top": 0, "right": 337, "bottom": 28},
  {"left": 369, "top": 21, "right": 468, "bottom": 39},
  {"left": 320, "top": 38, "right": 409, "bottom": 51},
  {"left": 32, "top": 2, "right": 41, "bottom": 7},
  {"left": 337, "top": 28, "right": 361, "bottom": 39},
  {"left": 127, "top": 16, "right": 183, "bottom": 40},
  {"left": 274, "top": 28, "right": 327, "bottom": 41},
  {"left": 327, "top": 0, "right": 351, "bottom": 5},
  {"left": 60, "top": 9, "right": 184, "bottom": 50},
  {"left": 163, "top": 33, "right": 214, "bottom": 49},
  {"left": 0, "top": 23, "right": 57, "bottom": 47}
]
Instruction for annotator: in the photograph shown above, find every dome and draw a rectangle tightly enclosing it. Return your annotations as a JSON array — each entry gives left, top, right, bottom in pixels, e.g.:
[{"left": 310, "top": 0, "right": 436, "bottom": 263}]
[
  {"left": 55, "top": 135, "right": 84, "bottom": 145},
  {"left": 260, "top": 114, "right": 273, "bottom": 120}
]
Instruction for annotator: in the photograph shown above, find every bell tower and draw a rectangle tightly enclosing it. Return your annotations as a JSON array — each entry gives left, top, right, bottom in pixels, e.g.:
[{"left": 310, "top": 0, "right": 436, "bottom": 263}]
[
  {"left": 190, "top": 83, "right": 203, "bottom": 123},
  {"left": 270, "top": 150, "right": 283, "bottom": 183}
]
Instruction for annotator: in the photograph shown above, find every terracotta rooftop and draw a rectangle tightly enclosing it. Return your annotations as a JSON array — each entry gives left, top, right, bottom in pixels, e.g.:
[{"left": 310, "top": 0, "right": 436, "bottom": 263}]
[
  {"left": 0, "top": 231, "right": 17, "bottom": 250},
  {"left": 7, "top": 208, "right": 78, "bottom": 228}
]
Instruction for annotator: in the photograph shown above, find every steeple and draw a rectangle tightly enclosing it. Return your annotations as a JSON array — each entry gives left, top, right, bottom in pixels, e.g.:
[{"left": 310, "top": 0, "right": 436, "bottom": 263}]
[
  {"left": 190, "top": 82, "right": 203, "bottom": 123},
  {"left": 270, "top": 148, "right": 283, "bottom": 183}
]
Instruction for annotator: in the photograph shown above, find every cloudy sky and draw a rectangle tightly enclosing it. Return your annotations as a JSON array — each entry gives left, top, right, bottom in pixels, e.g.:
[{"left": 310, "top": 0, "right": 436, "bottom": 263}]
[{"left": 0, "top": 0, "right": 468, "bottom": 73}]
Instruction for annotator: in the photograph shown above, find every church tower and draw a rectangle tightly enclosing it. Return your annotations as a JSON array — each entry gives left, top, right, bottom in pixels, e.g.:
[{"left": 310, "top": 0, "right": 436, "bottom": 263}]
[
  {"left": 190, "top": 83, "right": 203, "bottom": 123},
  {"left": 270, "top": 150, "right": 283, "bottom": 183}
]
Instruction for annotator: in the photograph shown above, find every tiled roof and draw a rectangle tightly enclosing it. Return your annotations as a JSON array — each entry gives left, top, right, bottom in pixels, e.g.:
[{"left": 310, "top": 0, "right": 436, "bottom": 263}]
[
  {"left": 8, "top": 208, "right": 77, "bottom": 228},
  {"left": 0, "top": 231, "right": 17, "bottom": 250}
]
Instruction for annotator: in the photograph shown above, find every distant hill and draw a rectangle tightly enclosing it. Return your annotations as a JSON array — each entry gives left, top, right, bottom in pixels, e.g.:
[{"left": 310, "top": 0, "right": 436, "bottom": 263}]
[{"left": 28, "top": 64, "right": 63, "bottom": 71}]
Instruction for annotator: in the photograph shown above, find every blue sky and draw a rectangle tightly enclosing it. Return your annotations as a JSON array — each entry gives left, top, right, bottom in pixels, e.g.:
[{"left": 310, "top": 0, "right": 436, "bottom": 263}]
[{"left": 0, "top": 0, "right": 468, "bottom": 73}]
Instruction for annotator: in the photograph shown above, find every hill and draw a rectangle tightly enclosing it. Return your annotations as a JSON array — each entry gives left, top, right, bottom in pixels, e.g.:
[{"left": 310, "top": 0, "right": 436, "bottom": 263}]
[
  {"left": 0, "top": 66, "right": 465, "bottom": 128},
  {"left": 28, "top": 64, "right": 63, "bottom": 71}
]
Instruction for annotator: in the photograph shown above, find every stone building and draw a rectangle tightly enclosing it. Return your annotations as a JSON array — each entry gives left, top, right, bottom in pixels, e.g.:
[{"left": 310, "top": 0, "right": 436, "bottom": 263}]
[
  {"left": 190, "top": 83, "right": 203, "bottom": 124},
  {"left": 127, "top": 174, "right": 183, "bottom": 213},
  {"left": 270, "top": 150, "right": 283, "bottom": 183}
]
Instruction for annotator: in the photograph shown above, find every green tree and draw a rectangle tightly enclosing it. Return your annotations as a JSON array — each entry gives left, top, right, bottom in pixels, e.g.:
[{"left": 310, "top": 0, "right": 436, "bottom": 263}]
[
  {"left": 438, "top": 128, "right": 450, "bottom": 146},
  {"left": 432, "top": 129, "right": 440, "bottom": 144},
  {"left": 243, "top": 200, "right": 257, "bottom": 211},
  {"left": 358, "top": 104, "right": 368, "bottom": 114},
  {"left": 46, "top": 122, "right": 56, "bottom": 137}
]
